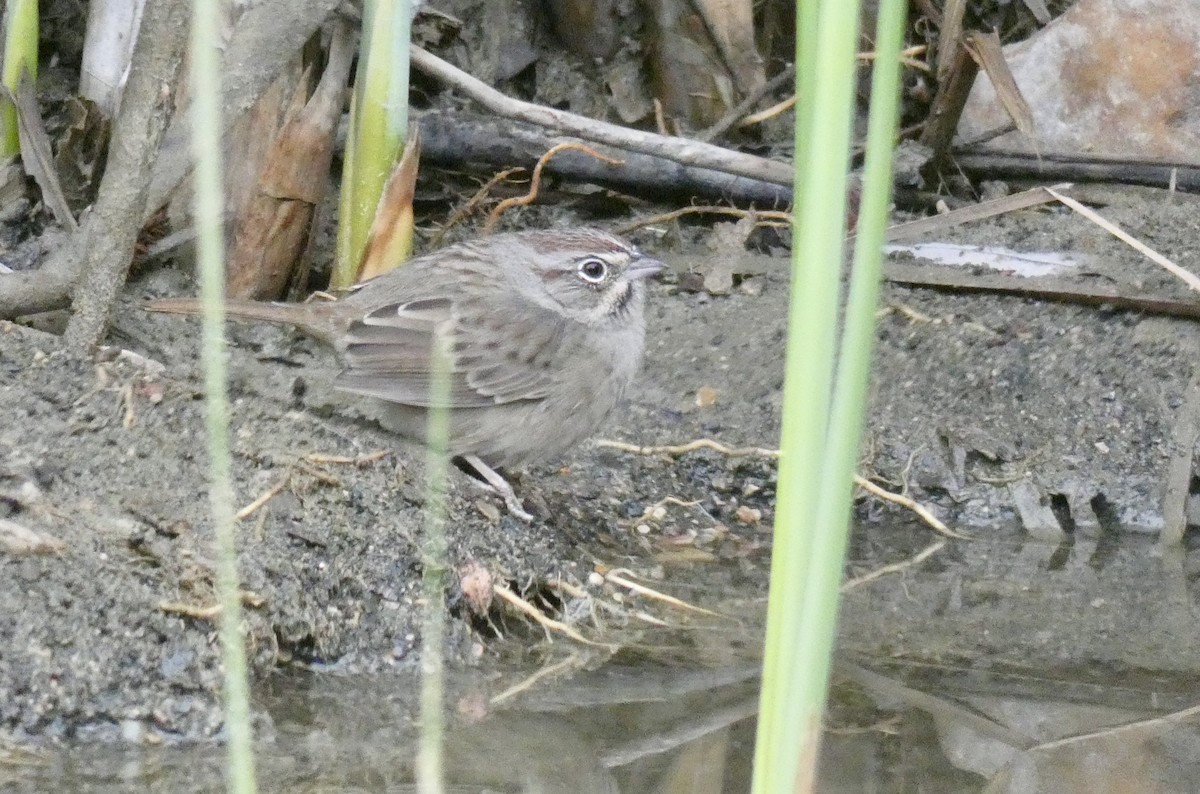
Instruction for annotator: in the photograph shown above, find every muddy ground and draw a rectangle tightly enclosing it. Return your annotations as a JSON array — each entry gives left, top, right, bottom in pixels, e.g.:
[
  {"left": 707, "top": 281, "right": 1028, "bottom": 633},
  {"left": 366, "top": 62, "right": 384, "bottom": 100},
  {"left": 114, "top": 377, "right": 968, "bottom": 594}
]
[{"left": 4, "top": 184, "right": 1200, "bottom": 746}]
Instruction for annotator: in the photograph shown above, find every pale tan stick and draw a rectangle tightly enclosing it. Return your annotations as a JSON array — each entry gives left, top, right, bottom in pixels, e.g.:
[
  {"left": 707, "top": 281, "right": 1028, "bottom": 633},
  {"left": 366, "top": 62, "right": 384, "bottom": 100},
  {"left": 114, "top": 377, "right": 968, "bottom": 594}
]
[
  {"left": 1046, "top": 187, "right": 1200, "bottom": 294},
  {"left": 853, "top": 478, "right": 964, "bottom": 539},
  {"left": 596, "top": 438, "right": 781, "bottom": 459},
  {"left": 0, "top": 518, "right": 65, "bottom": 555},
  {"left": 737, "top": 95, "right": 797, "bottom": 128},
  {"left": 411, "top": 46, "right": 792, "bottom": 186},
  {"left": 294, "top": 461, "right": 342, "bottom": 486},
  {"left": 493, "top": 583, "right": 609, "bottom": 647},
  {"left": 160, "top": 591, "right": 266, "bottom": 620},
  {"left": 236, "top": 475, "right": 289, "bottom": 521},
  {"left": 841, "top": 541, "right": 946, "bottom": 592},
  {"left": 603, "top": 568, "right": 725, "bottom": 618},
  {"left": 595, "top": 438, "right": 962, "bottom": 538},
  {"left": 304, "top": 450, "right": 388, "bottom": 466}
]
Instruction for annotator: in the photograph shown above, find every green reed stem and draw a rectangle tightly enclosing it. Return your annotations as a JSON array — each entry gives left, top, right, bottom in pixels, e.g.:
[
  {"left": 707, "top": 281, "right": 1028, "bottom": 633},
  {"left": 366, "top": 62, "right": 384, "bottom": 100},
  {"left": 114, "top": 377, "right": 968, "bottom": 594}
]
[
  {"left": 751, "top": 0, "right": 864, "bottom": 790},
  {"left": 190, "top": 1, "right": 257, "bottom": 791},
  {"left": 333, "top": 0, "right": 412, "bottom": 287},
  {"left": 415, "top": 327, "right": 451, "bottom": 794},
  {"left": 1, "top": 0, "right": 38, "bottom": 157}
]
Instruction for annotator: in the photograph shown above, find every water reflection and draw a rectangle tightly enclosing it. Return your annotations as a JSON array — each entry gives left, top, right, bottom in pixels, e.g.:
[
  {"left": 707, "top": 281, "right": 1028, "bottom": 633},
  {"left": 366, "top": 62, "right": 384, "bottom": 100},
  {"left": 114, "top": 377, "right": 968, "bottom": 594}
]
[{"left": 9, "top": 524, "right": 1200, "bottom": 792}]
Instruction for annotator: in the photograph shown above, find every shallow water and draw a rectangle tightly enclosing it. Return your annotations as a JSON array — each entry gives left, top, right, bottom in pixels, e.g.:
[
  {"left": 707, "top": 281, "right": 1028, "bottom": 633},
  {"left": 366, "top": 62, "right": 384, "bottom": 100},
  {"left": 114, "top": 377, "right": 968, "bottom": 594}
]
[{"left": 8, "top": 523, "right": 1200, "bottom": 793}]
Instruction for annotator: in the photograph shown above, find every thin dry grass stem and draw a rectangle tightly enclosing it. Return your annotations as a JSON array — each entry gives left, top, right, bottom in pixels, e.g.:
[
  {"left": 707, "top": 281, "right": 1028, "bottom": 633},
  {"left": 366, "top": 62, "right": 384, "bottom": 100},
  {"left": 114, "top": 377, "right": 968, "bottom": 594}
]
[
  {"left": 596, "top": 437, "right": 960, "bottom": 537},
  {"left": 120, "top": 382, "right": 136, "bottom": 428},
  {"left": 1047, "top": 187, "right": 1200, "bottom": 294},
  {"left": 492, "top": 582, "right": 612, "bottom": 647},
  {"left": 430, "top": 167, "right": 525, "bottom": 246},
  {"left": 159, "top": 590, "right": 266, "bottom": 620},
  {"left": 596, "top": 437, "right": 781, "bottom": 459},
  {"left": 294, "top": 461, "right": 342, "bottom": 487},
  {"left": 616, "top": 205, "right": 791, "bottom": 235},
  {"left": 841, "top": 540, "right": 946, "bottom": 592},
  {"left": 738, "top": 95, "right": 797, "bottom": 128},
  {"left": 236, "top": 475, "right": 290, "bottom": 521},
  {"left": 548, "top": 577, "right": 588, "bottom": 599},
  {"left": 857, "top": 44, "right": 931, "bottom": 72},
  {"left": 652, "top": 97, "right": 670, "bottom": 136},
  {"left": 483, "top": 143, "right": 624, "bottom": 233},
  {"left": 602, "top": 567, "right": 725, "bottom": 618},
  {"left": 304, "top": 450, "right": 388, "bottom": 466},
  {"left": 236, "top": 454, "right": 353, "bottom": 520},
  {"left": 886, "top": 302, "right": 935, "bottom": 323},
  {"left": 853, "top": 477, "right": 965, "bottom": 539},
  {"left": 631, "top": 611, "right": 670, "bottom": 626},
  {"left": 490, "top": 653, "right": 584, "bottom": 706},
  {"left": 739, "top": 46, "right": 930, "bottom": 132}
]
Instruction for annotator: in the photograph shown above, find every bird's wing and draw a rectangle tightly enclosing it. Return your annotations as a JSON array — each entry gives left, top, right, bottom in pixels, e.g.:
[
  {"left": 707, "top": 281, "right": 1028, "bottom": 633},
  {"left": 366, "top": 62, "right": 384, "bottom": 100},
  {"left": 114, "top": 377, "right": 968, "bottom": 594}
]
[{"left": 334, "top": 293, "right": 567, "bottom": 408}]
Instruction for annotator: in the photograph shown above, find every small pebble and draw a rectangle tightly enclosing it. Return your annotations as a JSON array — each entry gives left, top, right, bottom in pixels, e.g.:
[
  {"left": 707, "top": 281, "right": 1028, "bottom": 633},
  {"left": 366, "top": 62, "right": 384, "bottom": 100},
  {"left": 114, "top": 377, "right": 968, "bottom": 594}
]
[
  {"left": 735, "top": 506, "right": 762, "bottom": 525},
  {"left": 695, "top": 386, "right": 719, "bottom": 408}
]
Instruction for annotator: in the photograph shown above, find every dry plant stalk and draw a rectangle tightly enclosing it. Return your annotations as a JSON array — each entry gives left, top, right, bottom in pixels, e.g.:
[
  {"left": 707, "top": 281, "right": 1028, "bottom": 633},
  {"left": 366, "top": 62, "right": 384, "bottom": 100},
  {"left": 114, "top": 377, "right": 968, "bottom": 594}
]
[{"left": 226, "top": 20, "right": 354, "bottom": 299}]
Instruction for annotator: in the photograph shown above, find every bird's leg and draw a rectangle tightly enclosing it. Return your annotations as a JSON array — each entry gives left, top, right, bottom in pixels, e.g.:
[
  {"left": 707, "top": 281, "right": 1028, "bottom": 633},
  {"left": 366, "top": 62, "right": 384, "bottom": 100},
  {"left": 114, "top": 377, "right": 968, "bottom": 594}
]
[{"left": 461, "top": 455, "right": 534, "bottom": 522}]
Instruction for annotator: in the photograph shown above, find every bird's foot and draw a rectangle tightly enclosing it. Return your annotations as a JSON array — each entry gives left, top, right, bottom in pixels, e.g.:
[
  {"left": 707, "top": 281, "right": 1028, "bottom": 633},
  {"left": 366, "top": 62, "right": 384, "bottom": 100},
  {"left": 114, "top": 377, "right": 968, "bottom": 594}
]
[{"left": 461, "top": 455, "right": 534, "bottom": 522}]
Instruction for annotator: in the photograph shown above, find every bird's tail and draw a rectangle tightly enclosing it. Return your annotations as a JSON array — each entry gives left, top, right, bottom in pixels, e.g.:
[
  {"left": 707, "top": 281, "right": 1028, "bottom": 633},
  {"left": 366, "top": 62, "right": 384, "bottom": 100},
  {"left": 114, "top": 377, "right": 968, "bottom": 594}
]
[
  {"left": 144, "top": 297, "right": 340, "bottom": 344},
  {"left": 145, "top": 297, "right": 298, "bottom": 325}
]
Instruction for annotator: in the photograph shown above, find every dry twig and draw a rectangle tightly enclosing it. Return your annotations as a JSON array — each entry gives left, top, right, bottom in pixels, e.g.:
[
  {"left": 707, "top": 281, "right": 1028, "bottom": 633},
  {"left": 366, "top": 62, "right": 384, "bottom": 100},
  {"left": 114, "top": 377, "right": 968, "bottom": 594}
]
[
  {"left": 1047, "top": 187, "right": 1200, "bottom": 294},
  {"left": 159, "top": 590, "right": 266, "bottom": 620},
  {"left": 595, "top": 437, "right": 961, "bottom": 537},
  {"left": 616, "top": 205, "right": 790, "bottom": 235},
  {"left": 430, "top": 167, "right": 524, "bottom": 245},
  {"left": 601, "top": 567, "right": 725, "bottom": 618},
  {"left": 484, "top": 143, "right": 623, "bottom": 232},
  {"left": 411, "top": 46, "right": 791, "bottom": 186}
]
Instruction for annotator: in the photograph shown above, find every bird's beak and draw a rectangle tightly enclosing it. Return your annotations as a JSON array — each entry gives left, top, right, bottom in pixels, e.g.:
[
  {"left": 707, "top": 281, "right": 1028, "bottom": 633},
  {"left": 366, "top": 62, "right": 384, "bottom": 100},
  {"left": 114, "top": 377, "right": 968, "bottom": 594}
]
[{"left": 626, "top": 256, "right": 666, "bottom": 280}]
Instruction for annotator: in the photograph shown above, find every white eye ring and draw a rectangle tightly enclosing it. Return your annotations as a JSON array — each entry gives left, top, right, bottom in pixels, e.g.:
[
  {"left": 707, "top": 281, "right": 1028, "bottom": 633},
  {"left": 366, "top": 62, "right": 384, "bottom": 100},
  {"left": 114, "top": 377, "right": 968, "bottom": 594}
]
[{"left": 577, "top": 257, "right": 609, "bottom": 283}]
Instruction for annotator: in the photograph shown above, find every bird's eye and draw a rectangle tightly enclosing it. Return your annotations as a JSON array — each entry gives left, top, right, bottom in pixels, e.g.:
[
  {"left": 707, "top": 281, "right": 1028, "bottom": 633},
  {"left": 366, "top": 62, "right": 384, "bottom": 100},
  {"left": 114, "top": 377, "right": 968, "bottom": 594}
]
[{"left": 577, "top": 257, "right": 608, "bottom": 283}]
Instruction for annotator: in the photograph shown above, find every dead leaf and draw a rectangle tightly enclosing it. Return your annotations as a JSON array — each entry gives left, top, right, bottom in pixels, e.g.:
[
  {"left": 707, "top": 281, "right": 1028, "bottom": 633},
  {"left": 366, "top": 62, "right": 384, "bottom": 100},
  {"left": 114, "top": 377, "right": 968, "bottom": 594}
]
[
  {"left": 356, "top": 124, "right": 421, "bottom": 282},
  {"left": 9, "top": 70, "right": 78, "bottom": 231}
]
